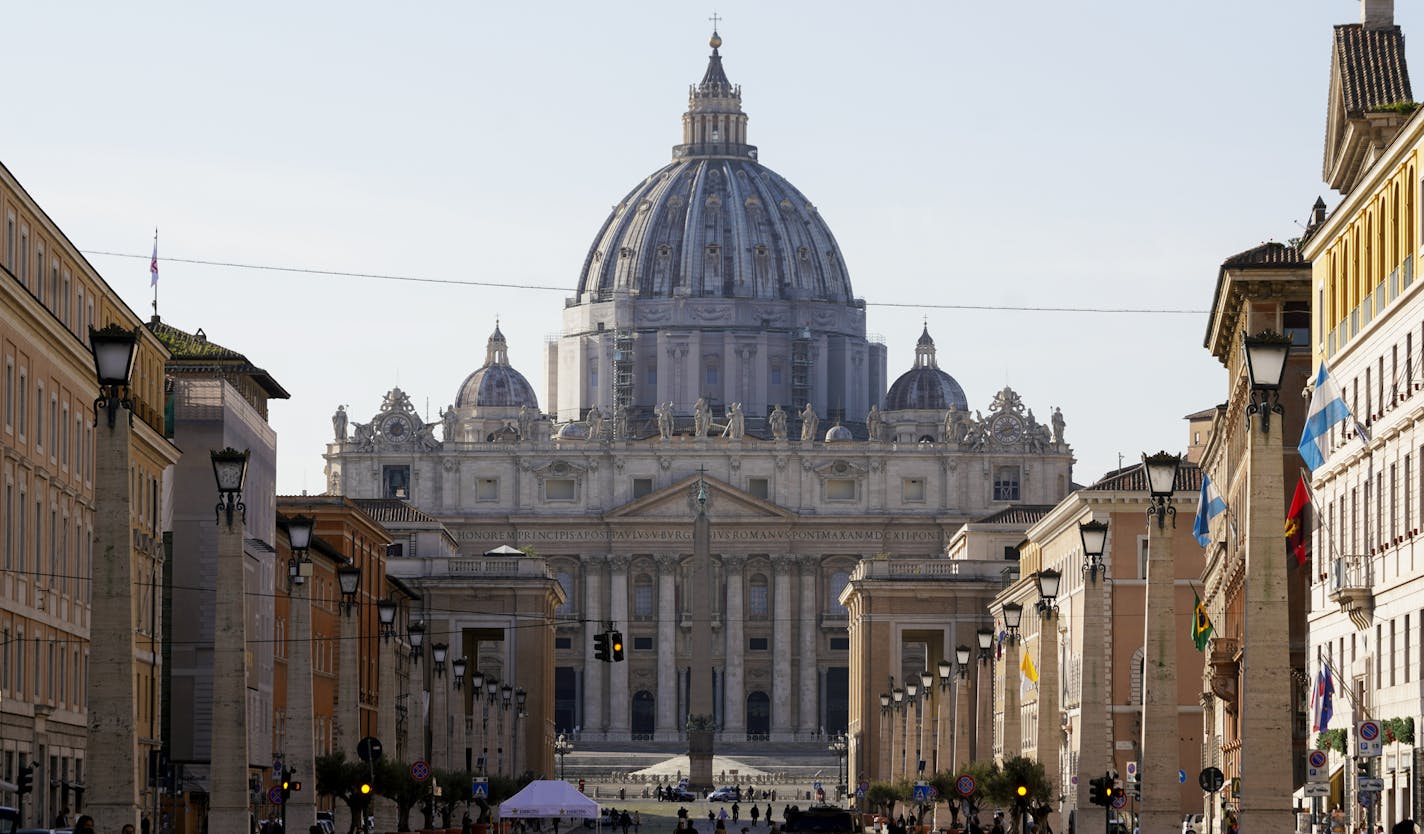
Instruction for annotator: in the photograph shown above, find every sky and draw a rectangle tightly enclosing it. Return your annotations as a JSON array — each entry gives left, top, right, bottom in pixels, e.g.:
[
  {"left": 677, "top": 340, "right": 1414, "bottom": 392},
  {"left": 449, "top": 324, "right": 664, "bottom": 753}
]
[{"left": 3, "top": 1, "right": 1410, "bottom": 495}]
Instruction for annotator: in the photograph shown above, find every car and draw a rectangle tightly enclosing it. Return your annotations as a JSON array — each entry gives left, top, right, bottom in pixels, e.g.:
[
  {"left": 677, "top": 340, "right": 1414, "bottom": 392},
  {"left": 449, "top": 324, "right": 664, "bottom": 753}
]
[
  {"left": 1182, "top": 814, "right": 1204, "bottom": 834},
  {"left": 668, "top": 786, "right": 698, "bottom": 802},
  {"left": 316, "top": 811, "right": 337, "bottom": 834},
  {"left": 708, "top": 786, "right": 741, "bottom": 802}
]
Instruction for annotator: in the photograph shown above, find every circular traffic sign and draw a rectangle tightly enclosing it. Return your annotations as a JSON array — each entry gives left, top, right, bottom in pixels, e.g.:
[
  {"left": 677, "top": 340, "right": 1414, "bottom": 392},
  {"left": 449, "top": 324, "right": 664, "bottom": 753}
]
[
  {"left": 358, "top": 736, "right": 384, "bottom": 763},
  {"left": 411, "top": 760, "right": 431, "bottom": 782},
  {"left": 1199, "top": 767, "right": 1225, "bottom": 793},
  {"left": 1112, "top": 793, "right": 1128, "bottom": 810},
  {"left": 1178, "top": 769, "right": 1187, "bottom": 784},
  {"left": 1309, "top": 751, "right": 1328, "bottom": 769},
  {"left": 956, "top": 775, "right": 977, "bottom": 797},
  {"left": 1360, "top": 720, "right": 1381, "bottom": 741},
  {"left": 268, "top": 786, "right": 285, "bottom": 805}
]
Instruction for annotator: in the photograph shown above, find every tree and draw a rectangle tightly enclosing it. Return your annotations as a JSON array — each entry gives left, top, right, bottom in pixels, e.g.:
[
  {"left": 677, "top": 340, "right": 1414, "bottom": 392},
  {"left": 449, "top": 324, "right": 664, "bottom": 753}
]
[
  {"left": 980, "top": 757, "right": 1049, "bottom": 834},
  {"left": 867, "top": 781, "right": 907, "bottom": 816},
  {"left": 372, "top": 758, "right": 427, "bottom": 834},
  {"left": 316, "top": 752, "right": 376, "bottom": 834},
  {"left": 433, "top": 768, "right": 475, "bottom": 828}
]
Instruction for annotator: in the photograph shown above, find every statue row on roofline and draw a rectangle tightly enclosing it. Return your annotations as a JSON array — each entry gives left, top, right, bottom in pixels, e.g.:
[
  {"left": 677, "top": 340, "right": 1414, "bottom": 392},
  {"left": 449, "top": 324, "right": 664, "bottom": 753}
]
[{"left": 332, "top": 386, "right": 1068, "bottom": 454}]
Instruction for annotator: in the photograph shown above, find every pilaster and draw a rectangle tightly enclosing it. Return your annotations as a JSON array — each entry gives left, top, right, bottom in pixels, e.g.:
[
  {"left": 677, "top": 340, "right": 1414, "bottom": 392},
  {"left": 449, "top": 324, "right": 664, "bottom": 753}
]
[
  {"left": 722, "top": 555, "right": 747, "bottom": 737},
  {"left": 771, "top": 555, "right": 796, "bottom": 740},
  {"left": 656, "top": 555, "right": 680, "bottom": 740},
  {"left": 798, "top": 557, "right": 819, "bottom": 737},
  {"left": 608, "top": 554, "right": 631, "bottom": 737}
]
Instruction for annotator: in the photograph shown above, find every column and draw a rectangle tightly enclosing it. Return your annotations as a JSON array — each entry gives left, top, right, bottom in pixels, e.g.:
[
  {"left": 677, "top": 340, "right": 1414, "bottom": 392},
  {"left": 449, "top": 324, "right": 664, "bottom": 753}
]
[
  {"left": 210, "top": 487, "right": 252, "bottom": 833},
  {"left": 1075, "top": 552, "right": 1109, "bottom": 833},
  {"left": 798, "top": 557, "right": 820, "bottom": 738},
  {"left": 286, "top": 580, "right": 317, "bottom": 832},
  {"left": 432, "top": 659, "right": 450, "bottom": 770},
  {"left": 1001, "top": 639, "right": 1021, "bottom": 764},
  {"left": 722, "top": 556, "right": 747, "bottom": 738},
  {"left": 337, "top": 604, "right": 360, "bottom": 757},
  {"left": 608, "top": 555, "right": 631, "bottom": 738},
  {"left": 583, "top": 558, "right": 605, "bottom": 738},
  {"left": 1140, "top": 506, "right": 1178, "bottom": 834},
  {"left": 374, "top": 633, "right": 400, "bottom": 833},
  {"left": 974, "top": 654, "right": 993, "bottom": 763},
  {"left": 87, "top": 404, "right": 140, "bottom": 833},
  {"left": 656, "top": 555, "right": 679, "bottom": 740},
  {"left": 1240, "top": 414, "right": 1295, "bottom": 831},
  {"left": 771, "top": 555, "right": 796, "bottom": 740},
  {"left": 953, "top": 672, "right": 971, "bottom": 772},
  {"left": 1035, "top": 614, "right": 1061, "bottom": 806}
]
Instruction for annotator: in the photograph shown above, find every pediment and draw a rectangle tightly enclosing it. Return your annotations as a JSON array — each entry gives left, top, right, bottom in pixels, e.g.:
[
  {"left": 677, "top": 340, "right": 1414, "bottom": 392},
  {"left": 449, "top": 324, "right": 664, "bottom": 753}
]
[{"left": 606, "top": 474, "right": 795, "bottom": 520}]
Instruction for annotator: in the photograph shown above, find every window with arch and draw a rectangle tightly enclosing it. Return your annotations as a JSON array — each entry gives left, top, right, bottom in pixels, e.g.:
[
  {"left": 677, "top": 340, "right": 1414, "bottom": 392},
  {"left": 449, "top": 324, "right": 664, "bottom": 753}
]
[
  {"left": 748, "top": 573, "right": 769, "bottom": 619},
  {"left": 828, "top": 570, "right": 850, "bottom": 613},
  {"left": 633, "top": 574, "right": 654, "bottom": 620},
  {"left": 555, "top": 570, "right": 575, "bottom": 616},
  {"left": 1129, "top": 646, "right": 1145, "bottom": 705}
]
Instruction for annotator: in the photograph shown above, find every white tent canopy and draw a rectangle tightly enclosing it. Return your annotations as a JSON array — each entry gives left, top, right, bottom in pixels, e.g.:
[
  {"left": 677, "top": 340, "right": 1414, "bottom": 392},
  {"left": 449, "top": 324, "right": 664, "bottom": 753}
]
[{"left": 499, "top": 780, "right": 600, "bottom": 820}]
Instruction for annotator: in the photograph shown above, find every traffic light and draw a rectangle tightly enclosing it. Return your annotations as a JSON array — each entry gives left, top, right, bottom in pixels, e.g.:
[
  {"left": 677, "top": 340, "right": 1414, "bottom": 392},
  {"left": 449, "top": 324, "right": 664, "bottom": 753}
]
[
  {"left": 1088, "top": 777, "right": 1103, "bottom": 807},
  {"left": 281, "top": 766, "right": 298, "bottom": 802},
  {"left": 594, "top": 631, "right": 611, "bottom": 662},
  {"left": 610, "top": 631, "right": 625, "bottom": 662},
  {"left": 16, "top": 764, "right": 33, "bottom": 796},
  {"left": 1102, "top": 774, "right": 1115, "bottom": 805},
  {"left": 359, "top": 780, "right": 373, "bottom": 797},
  {"left": 1014, "top": 783, "right": 1028, "bottom": 811}
]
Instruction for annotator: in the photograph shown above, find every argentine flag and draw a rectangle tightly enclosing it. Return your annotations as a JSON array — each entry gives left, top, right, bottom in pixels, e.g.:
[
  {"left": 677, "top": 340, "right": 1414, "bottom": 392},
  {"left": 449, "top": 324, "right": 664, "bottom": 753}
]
[
  {"left": 1192, "top": 474, "right": 1226, "bottom": 546},
  {"left": 1298, "top": 362, "right": 1365, "bottom": 472}
]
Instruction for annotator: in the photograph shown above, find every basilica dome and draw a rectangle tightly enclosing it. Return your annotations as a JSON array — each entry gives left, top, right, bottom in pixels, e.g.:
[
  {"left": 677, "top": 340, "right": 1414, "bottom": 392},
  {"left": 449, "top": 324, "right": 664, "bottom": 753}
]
[
  {"left": 884, "top": 327, "right": 968, "bottom": 411},
  {"left": 575, "top": 35, "right": 852, "bottom": 303},
  {"left": 455, "top": 324, "right": 538, "bottom": 410}
]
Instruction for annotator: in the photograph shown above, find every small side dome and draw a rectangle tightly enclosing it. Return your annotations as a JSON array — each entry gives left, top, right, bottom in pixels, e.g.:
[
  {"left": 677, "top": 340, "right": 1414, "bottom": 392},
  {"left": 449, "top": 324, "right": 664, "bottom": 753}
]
[
  {"left": 884, "top": 326, "right": 968, "bottom": 411},
  {"left": 555, "top": 422, "right": 589, "bottom": 440},
  {"left": 825, "top": 424, "right": 854, "bottom": 442},
  {"left": 456, "top": 323, "right": 539, "bottom": 410}
]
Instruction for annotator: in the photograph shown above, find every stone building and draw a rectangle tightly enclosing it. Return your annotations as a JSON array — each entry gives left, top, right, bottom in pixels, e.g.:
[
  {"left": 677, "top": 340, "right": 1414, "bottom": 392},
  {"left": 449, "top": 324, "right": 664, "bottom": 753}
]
[
  {"left": 0, "top": 159, "right": 179, "bottom": 827},
  {"left": 323, "top": 32, "right": 1074, "bottom": 747}
]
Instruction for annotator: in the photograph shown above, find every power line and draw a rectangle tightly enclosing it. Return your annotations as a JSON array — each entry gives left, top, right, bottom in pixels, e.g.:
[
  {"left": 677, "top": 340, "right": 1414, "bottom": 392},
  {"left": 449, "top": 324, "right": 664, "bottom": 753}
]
[{"left": 84, "top": 249, "right": 1208, "bottom": 315}]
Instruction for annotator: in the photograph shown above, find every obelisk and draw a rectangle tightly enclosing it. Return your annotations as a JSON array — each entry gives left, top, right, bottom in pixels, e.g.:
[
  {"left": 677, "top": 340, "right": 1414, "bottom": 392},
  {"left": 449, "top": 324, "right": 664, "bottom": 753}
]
[{"left": 688, "top": 475, "right": 716, "bottom": 792}]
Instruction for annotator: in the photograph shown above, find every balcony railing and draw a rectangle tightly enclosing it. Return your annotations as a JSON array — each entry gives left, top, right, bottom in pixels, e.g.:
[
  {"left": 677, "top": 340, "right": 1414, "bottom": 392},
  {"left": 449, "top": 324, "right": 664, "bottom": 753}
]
[{"left": 1330, "top": 555, "right": 1374, "bottom": 594}]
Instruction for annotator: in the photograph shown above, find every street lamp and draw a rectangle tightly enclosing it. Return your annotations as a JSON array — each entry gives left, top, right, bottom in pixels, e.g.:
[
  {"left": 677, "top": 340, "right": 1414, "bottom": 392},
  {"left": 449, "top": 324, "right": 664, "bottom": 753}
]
[
  {"left": 433, "top": 643, "right": 449, "bottom": 677},
  {"left": 408, "top": 621, "right": 426, "bottom": 659},
  {"left": 498, "top": 684, "right": 514, "bottom": 775},
  {"left": 468, "top": 670, "right": 485, "bottom": 773},
  {"left": 1242, "top": 329, "right": 1292, "bottom": 433},
  {"left": 1142, "top": 451, "right": 1182, "bottom": 530},
  {"left": 84, "top": 322, "right": 142, "bottom": 833},
  {"left": 1035, "top": 568, "right": 1061, "bottom": 618},
  {"left": 337, "top": 563, "right": 361, "bottom": 616},
  {"left": 377, "top": 599, "right": 398, "bottom": 641},
  {"left": 555, "top": 732, "right": 574, "bottom": 781},
  {"left": 977, "top": 628, "right": 994, "bottom": 664},
  {"left": 938, "top": 658, "right": 953, "bottom": 691},
  {"left": 1001, "top": 602, "right": 1024, "bottom": 642},
  {"left": 1079, "top": 519, "right": 1109, "bottom": 581},
  {"left": 955, "top": 646, "right": 971, "bottom": 679},
  {"left": 452, "top": 657, "right": 467, "bottom": 690},
  {"left": 89, "top": 323, "right": 139, "bottom": 427},
  {"left": 829, "top": 732, "right": 848, "bottom": 801},
  {"left": 483, "top": 678, "right": 500, "bottom": 775},
  {"left": 209, "top": 446, "right": 253, "bottom": 833}
]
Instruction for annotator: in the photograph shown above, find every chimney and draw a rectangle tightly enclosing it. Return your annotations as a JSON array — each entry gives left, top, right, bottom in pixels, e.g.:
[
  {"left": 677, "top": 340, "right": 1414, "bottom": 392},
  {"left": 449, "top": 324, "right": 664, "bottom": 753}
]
[
  {"left": 1310, "top": 196, "right": 1328, "bottom": 231},
  {"left": 1363, "top": 0, "right": 1395, "bottom": 30}
]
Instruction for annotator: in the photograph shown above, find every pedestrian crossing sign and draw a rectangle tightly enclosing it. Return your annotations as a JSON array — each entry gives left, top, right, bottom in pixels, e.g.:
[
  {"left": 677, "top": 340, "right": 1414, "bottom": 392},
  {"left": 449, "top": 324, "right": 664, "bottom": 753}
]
[{"left": 473, "top": 777, "right": 489, "bottom": 799}]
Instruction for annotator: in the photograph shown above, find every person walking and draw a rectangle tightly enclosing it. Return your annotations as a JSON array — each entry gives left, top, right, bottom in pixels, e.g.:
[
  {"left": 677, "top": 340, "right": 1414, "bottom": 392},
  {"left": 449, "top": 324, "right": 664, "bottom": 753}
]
[
  {"left": 751, "top": 806, "right": 760, "bottom": 827},
  {"left": 732, "top": 803, "right": 741, "bottom": 823}
]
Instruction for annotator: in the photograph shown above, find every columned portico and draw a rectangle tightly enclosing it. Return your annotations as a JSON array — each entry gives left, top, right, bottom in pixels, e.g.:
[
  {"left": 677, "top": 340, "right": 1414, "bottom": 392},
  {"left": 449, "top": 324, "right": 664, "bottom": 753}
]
[
  {"left": 771, "top": 555, "right": 796, "bottom": 741},
  {"left": 656, "top": 554, "right": 680, "bottom": 741},
  {"left": 723, "top": 555, "right": 747, "bottom": 739}
]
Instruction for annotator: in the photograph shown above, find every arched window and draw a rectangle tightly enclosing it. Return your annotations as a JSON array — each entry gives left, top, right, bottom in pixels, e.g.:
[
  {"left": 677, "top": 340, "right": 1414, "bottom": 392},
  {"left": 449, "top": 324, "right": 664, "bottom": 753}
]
[
  {"left": 748, "top": 574, "right": 769, "bottom": 619},
  {"left": 1130, "top": 647, "right": 1145, "bottom": 705},
  {"left": 556, "top": 570, "right": 575, "bottom": 616},
  {"left": 828, "top": 570, "right": 850, "bottom": 613},
  {"left": 633, "top": 573, "right": 654, "bottom": 620}
]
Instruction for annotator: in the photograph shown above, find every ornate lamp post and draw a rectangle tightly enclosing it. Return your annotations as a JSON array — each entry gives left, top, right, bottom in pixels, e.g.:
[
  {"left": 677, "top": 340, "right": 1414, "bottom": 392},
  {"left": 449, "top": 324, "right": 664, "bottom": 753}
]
[
  {"left": 85, "top": 324, "right": 142, "bottom": 833},
  {"left": 430, "top": 642, "right": 449, "bottom": 770},
  {"left": 1032, "top": 568, "right": 1062, "bottom": 803},
  {"left": 482, "top": 678, "right": 499, "bottom": 774},
  {"left": 905, "top": 678, "right": 920, "bottom": 778},
  {"left": 892, "top": 686, "right": 906, "bottom": 780},
  {"left": 469, "top": 670, "right": 485, "bottom": 773},
  {"left": 1139, "top": 451, "right": 1182, "bottom": 834},
  {"left": 377, "top": 598, "right": 398, "bottom": 641},
  {"left": 879, "top": 691, "right": 892, "bottom": 780},
  {"left": 555, "top": 732, "right": 574, "bottom": 781},
  {"left": 935, "top": 659, "right": 952, "bottom": 775},
  {"left": 515, "top": 687, "right": 529, "bottom": 777},
  {"left": 408, "top": 621, "right": 426, "bottom": 659},
  {"left": 282, "top": 515, "right": 318, "bottom": 833},
  {"left": 1238, "top": 330, "right": 1295, "bottom": 832},
  {"left": 499, "top": 683, "right": 514, "bottom": 776},
  {"left": 917, "top": 670, "right": 933, "bottom": 777},
  {"left": 829, "top": 732, "right": 848, "bottom": 802},
  {"left": 209, "top": 447, "right": 252, "bottom": 833}
]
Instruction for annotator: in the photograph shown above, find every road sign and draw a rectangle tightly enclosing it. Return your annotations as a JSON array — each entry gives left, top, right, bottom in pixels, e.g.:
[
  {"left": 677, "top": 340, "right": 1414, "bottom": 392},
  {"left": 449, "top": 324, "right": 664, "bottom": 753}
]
[
  {"left": 473, "top": 777, "right": 489, "bottom": 799},
  {"left": 1125, "top": 762, "right": 1138, "bottom": 778},
  {"left": 1199, "top": 767, "right": 1225, "bottom": 793},
  {"left": 1112, "top": 793, "right": 1128, "bottom": 810},
  {"left": 272, "top": 756, "right": 283, "bottom": 778},
  {"left": 1360, "top": 792, "right": 1374, "bottom": 808},
  {"left": 1308, "top": 750, "right": 1329, "bottom": 782},
  {"left": 913, "top": 782, "right": 932, "bottom": 803},
  {"left": 268, "top": 786, "right": 285, "bottom": 805},
  {"left": 856, "top": 786, "right": 866, "bottom": 799},
  {"left": 956, "top": 775, "right": 977, "bottom": 797},
  {"left": 1358, "top": 721, "right": 1383, "bottom": 757},
  {"left": 1304, "top": 783, "right": 1330, "bottom": 798},
  {"left": 814, "top": 781, "right": 823, "bottom": 791},
  {"left": 1178, "top": 769, "right": 1187, "bottom": 784},
  {"left": 1358, "top": 777, "right": 1385, "bottom": 793},
  {"left": 411, "top": 760, "right": 431, "bottom": 782},
  {"left": 357, "top": 736, "right": 384, "bottom": 763}
]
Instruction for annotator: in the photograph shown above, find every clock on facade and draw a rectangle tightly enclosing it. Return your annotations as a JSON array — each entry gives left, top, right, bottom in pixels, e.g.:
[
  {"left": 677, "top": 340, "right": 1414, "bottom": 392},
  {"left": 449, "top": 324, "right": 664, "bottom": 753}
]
[{"left": 990, "top": 414, "right": 1024, "bottom": 444}]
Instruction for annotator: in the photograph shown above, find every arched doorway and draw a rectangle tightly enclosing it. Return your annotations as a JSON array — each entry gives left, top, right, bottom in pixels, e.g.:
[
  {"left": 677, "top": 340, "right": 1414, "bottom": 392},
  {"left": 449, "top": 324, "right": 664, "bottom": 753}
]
[
  {"left": 632, "top": 691, "right": 656, "bottom": 739},
  {"left": 746, "top": 691, "right": 771, "bottom": 740}
]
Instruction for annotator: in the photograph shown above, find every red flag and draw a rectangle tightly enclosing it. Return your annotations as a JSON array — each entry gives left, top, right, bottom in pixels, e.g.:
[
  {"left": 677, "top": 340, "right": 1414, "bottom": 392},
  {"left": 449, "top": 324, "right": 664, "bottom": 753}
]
[{"left": 1286, "top": 475, "right": 1310, "bottom": 566}]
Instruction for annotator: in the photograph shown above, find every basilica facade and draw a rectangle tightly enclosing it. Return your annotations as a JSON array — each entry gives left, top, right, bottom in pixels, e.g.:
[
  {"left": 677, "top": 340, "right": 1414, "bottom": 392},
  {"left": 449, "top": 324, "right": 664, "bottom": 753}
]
[{"left": 323, "top": 33, "right": 1075, "bottom": 744}]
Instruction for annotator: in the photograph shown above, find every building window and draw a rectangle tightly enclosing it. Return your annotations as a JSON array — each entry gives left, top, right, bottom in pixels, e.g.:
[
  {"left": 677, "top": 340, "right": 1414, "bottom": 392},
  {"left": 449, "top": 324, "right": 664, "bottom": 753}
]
[
  {"left": 902, "top": 478, "right": 925, "bottom": 502},
  {"left": 749, "top": 637, "right": 769, "bottom": 651},
  {"left": 4, "top": 360, "right": 11, "bottom": 431},
  {"left": 828, "top": 570, "right": 850, "bottom": 613},
  {"left": 633, "top": 636, "right": 654, "bottom": 652},
  {"left": 830, "top": 637, "right": 849, "bottom": 651},
  {"left": 382, "top": 466, "right": 410, "bottom": 499},
  {"left": 555, "top": 637, "right": 572, "bottom": 650},
  {"left": 633, "top": 575, "right": 654, "bottom": 619},
  {"left": 826, "top": 479, "right": 856, "bottom": 500},
  {"left": 747, "top": 478, "right": 769, "bottom": 500},
  {"left": 632, "top": 478, "right": 654, "bottom": 499},
  {"left": 544, "top": 479, "right": 576, "bottom": 501},
  {"left": 748, "top": 574, "right": 769, "bottom": 619},
  {"left": 770, "top": 366, "right": 782, "bottom": 385},
  {"left": 17, "top": 371, "right": 26, "bottom": 438},
  {"left": 993, "top": 466, "right": 1020, "bottom": 501},
  {"left": 705, "top": 364, "right": 719, "bottom": 386},
  {"left": 476, "top": 478, "right": 498, "bottom": 502},
  {"left": 646, "top": 368, "right": 657, "bottom": 386},
  {"left": 1138, "top": 536, "right": 1149, "bottom": 579}
]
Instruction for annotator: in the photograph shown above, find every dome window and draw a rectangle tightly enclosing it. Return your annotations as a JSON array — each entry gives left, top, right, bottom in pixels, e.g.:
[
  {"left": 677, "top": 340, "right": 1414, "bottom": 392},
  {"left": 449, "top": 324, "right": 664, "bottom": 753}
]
[
  {"left": 620, "top": 247, "right": 635, "bottom": 259},
  {"left": 657, "top": 244, "right": 672, "bottom": 258},
  {"left": 797, "top": 247, "right": 810, "bottom": 262},
  {"left": 754, "top": 245, "right": 769, "bottom": 257}
]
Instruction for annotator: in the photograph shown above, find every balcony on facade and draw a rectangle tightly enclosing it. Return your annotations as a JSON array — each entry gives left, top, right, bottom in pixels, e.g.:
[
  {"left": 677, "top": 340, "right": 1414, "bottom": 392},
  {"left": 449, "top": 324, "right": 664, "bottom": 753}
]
[{"left": 1328, "top": 554, "right": 1375, "bottom": 629}]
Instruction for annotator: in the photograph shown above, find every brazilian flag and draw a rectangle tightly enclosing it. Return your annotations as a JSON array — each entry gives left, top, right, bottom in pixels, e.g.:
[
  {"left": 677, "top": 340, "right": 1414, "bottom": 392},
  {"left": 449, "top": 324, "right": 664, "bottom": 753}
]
[{"left": 1192, "top": 592, "right": 1214, "bottom": 652}]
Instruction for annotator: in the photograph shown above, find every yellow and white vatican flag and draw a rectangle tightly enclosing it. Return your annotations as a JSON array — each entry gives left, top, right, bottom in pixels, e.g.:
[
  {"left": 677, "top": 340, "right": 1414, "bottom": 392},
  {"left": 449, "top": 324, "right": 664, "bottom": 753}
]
[{"left": 1020, "top": 644, "right": 1039, "bottom": 696}]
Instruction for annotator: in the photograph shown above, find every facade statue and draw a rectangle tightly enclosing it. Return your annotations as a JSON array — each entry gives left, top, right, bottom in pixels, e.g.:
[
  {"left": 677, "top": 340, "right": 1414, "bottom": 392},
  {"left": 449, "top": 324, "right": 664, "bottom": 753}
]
[
  {"left": 332, "top": 405, "right": 348, "bottom": 441},
  {"left": 945, "top": 408, "right": 970, "bottom": 444},
  {"left": 587, "top": 406, "right": 605, "bottom": 440},
  {"left": 866, "top": 405, "right": 882, "bottom": 442},
  {"left": 693, "top": 397, "right": 712, "bottom": 437},
  {"left": 517, "top": 405, "right": 533, "bottom": 440},
  {"left": 723, "top": 402, "right": 745, "bottom": 439},
  {"left": 963, "top": 411, "right": 987, "bottom": 451},
  {"left": 1052, "top": 407, "right": 1065, "bottom": 446},
  {"left": 655, "top": 401, "right": 674, "bottom": 440},
  {"left": 768, "top": 405, "right": 788, "bottom": 441},
  {"left": 613, "top": 405, "right": 628, "bottom": 440},
  {"left": 440, "top": 405, "right": 458, "bottom": 443},
  {"left": 799, "top": 403, "right": 819, "bottom": 442},
  {"left": 352, "top": 421, "right": 374, "bottom": 450}
]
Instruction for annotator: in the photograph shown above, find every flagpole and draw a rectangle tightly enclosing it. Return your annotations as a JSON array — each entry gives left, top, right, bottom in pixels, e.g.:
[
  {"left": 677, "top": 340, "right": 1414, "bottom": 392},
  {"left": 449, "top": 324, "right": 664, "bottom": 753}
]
[{"left": 151, "top": 228, "right": 159, "bottom": 319}]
